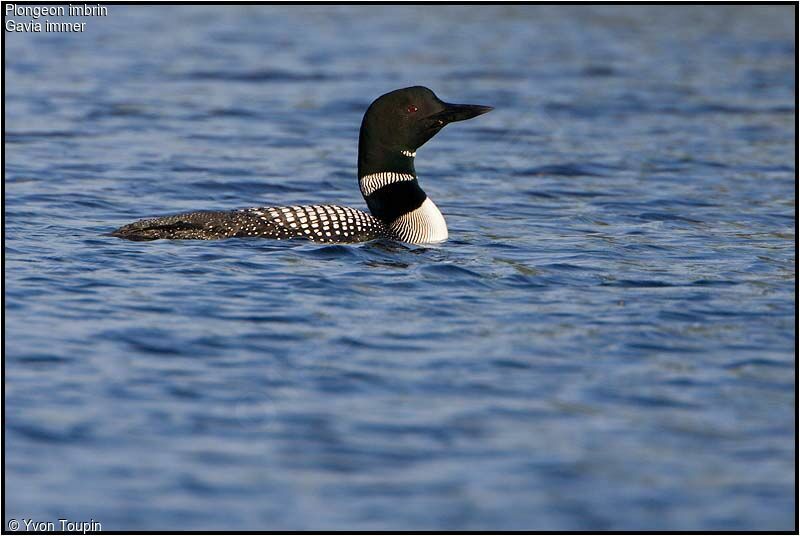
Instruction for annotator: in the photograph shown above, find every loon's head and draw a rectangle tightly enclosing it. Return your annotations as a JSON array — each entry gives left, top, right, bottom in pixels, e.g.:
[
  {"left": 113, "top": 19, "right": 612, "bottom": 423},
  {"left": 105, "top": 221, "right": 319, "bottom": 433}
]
[{"left": 358, "top": 86, "right": 493, "bottom": 177}]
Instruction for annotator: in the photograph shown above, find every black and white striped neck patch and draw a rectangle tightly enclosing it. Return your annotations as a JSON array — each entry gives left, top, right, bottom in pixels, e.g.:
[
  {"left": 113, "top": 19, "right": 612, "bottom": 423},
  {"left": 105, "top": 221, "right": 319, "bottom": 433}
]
[{"left": 359, "top": 172, "right": 416, "bottom": 197}]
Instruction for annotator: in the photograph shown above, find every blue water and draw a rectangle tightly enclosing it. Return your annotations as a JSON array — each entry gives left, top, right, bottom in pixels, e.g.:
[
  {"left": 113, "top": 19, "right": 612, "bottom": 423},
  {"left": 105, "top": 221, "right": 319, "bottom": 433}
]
[{"left": 4, "top": 5, "right": 796, "bottom": 531}]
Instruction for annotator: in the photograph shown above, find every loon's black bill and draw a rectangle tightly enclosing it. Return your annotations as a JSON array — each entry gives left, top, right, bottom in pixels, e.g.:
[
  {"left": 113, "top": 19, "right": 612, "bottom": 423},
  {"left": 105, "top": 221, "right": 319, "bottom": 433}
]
[{"left": 432, "top": 103, "right": 494, "bottom": 124}]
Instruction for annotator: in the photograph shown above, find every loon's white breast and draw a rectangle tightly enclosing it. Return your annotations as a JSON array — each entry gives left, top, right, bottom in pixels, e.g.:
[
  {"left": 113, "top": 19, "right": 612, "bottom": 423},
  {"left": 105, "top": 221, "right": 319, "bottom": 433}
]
[{"left": 389, "top": 197, "right": 448, "bottom": 244}]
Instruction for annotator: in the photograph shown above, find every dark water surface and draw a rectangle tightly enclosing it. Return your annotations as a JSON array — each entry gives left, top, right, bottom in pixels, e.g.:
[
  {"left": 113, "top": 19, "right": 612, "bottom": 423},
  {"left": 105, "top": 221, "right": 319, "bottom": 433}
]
[{"left": 4, "top": 6, "right": 796, "bottom": 530}]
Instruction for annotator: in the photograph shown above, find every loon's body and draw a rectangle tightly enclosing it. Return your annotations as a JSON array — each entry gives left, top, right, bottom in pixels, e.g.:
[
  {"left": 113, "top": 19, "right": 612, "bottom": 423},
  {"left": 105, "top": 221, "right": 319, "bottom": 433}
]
[{"left": 111, "top": 87, "right": 492, "bottom": 244}]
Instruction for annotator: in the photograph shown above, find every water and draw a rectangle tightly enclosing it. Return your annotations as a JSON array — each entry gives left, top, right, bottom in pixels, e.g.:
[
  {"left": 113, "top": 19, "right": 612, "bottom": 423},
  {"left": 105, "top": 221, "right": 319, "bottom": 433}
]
[{"left": 4, "top": 5, "right": 795, "bottom": 531}]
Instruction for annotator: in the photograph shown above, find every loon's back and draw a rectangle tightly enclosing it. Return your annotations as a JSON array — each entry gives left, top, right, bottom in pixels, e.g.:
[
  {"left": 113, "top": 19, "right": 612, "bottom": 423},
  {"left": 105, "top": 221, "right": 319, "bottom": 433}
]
[{"left": 111, "top": 204, "right": 390, "bottom": 242}]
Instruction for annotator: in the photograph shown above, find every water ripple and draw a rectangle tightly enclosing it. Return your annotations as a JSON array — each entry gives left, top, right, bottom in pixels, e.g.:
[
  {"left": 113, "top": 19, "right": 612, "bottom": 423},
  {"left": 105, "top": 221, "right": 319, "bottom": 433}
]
[{"left": 4, "top": 5, "right": 794, "bottom": 531}]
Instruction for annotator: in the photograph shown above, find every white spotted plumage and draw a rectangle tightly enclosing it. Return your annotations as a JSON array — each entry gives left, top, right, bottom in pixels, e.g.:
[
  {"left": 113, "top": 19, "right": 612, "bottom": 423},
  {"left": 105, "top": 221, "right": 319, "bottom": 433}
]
[{"left": 236, "top": 204, "right": 390, "bottom": 243}]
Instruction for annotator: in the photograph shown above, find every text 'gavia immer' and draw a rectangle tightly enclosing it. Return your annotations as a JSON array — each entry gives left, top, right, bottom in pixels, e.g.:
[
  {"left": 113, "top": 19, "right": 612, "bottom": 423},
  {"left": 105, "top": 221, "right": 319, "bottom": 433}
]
[{"left": 111, "top": 86, "right": 492, "bottom": 244}]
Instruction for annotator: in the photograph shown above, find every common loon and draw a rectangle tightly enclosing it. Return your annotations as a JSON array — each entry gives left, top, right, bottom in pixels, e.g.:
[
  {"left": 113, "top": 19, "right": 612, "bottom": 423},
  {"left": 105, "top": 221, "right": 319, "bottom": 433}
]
[{"left": 111, "top": 86, "right": 492, "bottom": 244}]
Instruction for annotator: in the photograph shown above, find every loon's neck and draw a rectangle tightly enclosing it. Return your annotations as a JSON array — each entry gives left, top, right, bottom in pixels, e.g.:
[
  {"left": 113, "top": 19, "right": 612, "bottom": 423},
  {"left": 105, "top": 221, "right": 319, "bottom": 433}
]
[
  {"left": 358, "top": 137, "right": 416, "bottom": 178},
  {"left": 357, "top": 150, "right": 447, "bottom": 244}
]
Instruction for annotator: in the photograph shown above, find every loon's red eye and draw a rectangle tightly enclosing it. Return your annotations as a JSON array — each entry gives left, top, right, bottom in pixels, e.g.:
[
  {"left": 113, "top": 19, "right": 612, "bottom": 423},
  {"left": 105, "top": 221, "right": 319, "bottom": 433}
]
[{"left": 406, "top": 104, "right": 418, "bottom": 114}]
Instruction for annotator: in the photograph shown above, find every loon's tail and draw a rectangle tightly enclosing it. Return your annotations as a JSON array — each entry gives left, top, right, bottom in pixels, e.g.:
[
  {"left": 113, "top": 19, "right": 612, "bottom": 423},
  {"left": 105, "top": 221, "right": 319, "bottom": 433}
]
[{"left": 110, "top": 211, "right": 239, "bottom": 241}]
